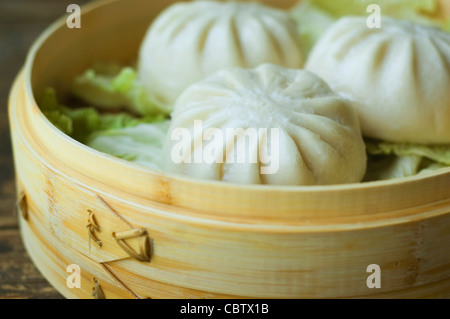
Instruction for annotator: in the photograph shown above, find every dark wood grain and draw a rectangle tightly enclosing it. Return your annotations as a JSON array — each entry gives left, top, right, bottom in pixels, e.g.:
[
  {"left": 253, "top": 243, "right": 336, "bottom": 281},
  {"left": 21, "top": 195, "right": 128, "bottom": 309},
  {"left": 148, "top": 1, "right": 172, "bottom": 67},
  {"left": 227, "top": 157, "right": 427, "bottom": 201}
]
[{"left": 0, "top": 0, "right": 92, "bottom": 299}]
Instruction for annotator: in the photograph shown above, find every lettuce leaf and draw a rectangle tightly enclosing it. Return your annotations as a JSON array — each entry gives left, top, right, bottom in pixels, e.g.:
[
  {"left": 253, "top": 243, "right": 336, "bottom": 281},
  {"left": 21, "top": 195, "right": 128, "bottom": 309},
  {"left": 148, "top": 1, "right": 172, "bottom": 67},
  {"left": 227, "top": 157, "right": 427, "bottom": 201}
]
[
  {"left": 290, "top": 0, "right": 336, "bottom": 55},
  {"left": 39, "top": 87, "right": 73, "bottom": 135},
  {"left": 71, "top": 62, "right": 172, "bottom": 117},
  {"left": 39, "top": 87, "right": 169, "bottom": 170},
  {"left": 307, "top": 0, "right": 437, "bottom": 18},
  {"left": 290, "top": 0, "right": 448, "bottom": 56},
  {"left": 39, "top": 87, "right": 165, "bottom": 144},
  {"left": 366, "top": 140, "right": 450, "bottom": 165},
  {"left": 86, "top": 121, "right": 170, "bottom": 171},
  {"left": 364, "top": 139, "right": 450, "bottom": 181}
]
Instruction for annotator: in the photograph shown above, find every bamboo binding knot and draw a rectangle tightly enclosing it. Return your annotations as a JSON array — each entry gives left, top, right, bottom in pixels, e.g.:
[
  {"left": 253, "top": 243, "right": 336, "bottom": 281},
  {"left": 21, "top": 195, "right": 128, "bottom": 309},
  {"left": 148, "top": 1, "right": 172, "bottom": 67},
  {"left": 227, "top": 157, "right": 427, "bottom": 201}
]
[
  {"left": 86, "top": 209, "right": 102, "bottom": 248},
  {"left": 92, "top": 278, "right": 106, "bottom": 299},
  {"left": 112, "top": 228, "right": 152, "bottom": 262},
  {"left": 15, "top": 191, "right": 28, "bottom": 220}
]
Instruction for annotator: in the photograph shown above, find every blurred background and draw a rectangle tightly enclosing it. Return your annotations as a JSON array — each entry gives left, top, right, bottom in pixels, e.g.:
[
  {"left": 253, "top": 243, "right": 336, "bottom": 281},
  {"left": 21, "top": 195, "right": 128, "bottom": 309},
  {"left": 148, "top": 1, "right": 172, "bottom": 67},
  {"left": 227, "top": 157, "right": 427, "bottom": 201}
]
[{"left": 0, "top": 0, "right": 91, "bottom": 299}]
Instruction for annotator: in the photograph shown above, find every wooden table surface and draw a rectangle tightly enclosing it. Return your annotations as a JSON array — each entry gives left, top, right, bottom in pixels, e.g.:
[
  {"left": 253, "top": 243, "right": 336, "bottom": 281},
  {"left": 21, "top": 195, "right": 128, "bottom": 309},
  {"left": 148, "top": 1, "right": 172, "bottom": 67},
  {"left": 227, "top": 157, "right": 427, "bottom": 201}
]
[{"left": 0, "top": 0, "right": 92, "bottom": 299}]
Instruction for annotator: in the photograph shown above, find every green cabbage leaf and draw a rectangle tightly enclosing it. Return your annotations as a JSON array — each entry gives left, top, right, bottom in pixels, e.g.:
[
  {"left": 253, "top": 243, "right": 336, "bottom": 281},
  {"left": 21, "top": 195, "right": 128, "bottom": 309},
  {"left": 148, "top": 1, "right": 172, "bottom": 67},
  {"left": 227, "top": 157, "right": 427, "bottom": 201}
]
[
  {"left": 291, "top": 0, "right": 449, "bottom": 55},
  {"left": 364, "top": 139, "right": 450, "bottom": 181},
  {"left": 85, "top": 121, "right": 170, "bottom": 171},
  {"left": 71, "top": 62, "right": 171, "bottom": 116}
]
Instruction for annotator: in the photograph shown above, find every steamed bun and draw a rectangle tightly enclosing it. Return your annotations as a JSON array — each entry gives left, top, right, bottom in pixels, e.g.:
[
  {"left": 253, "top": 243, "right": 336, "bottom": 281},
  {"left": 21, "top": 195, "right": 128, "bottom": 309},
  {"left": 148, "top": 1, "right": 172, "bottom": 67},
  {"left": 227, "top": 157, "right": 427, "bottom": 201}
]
[
  {"left": 306, "top": 17, "right": 450, "bottom": 144},
  {"left": 162, "top": 64, "right": 367, "bottom": 186},
  {"left": 138, "top": 1, "right": 304, "bottom": 110}
]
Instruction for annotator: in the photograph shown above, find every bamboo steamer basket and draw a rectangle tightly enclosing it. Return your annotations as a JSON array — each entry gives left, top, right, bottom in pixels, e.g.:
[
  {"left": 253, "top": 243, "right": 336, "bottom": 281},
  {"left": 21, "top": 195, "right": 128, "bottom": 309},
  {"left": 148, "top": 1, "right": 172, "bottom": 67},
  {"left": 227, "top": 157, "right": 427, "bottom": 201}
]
[{"left": 8, "top": 0, "right": 450, "bottom": 299}]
